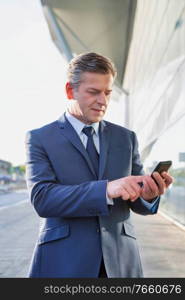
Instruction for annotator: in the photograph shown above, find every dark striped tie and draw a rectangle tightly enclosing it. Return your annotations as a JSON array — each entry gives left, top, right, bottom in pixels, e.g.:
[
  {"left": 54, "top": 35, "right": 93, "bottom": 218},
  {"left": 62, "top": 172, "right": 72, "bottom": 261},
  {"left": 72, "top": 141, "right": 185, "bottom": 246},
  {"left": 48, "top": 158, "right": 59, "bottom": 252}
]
[
  {"left": 82, "top": 126, "right": 99, "bottom": 178},
  {"left": 82, "top": 126, "right": 107, "bottom": 277}
]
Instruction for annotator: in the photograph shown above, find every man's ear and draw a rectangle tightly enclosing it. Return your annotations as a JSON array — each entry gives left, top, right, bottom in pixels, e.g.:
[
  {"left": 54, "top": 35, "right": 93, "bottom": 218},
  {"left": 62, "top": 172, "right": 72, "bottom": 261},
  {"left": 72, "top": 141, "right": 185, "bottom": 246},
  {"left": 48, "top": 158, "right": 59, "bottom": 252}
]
[{"left": 66, "top": 82, "right": 74, "bottom": 100}]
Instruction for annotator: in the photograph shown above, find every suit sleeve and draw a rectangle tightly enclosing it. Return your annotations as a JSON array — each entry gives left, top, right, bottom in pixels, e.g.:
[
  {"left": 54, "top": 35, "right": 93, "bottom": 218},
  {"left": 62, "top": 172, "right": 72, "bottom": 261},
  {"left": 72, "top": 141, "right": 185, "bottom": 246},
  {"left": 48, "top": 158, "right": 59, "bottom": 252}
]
[
  {"left": 25, "top": 130, "right": 110, "bottom": 218},
  {"left": 128, "top": 131, "right": 160, "bottom": 215}
]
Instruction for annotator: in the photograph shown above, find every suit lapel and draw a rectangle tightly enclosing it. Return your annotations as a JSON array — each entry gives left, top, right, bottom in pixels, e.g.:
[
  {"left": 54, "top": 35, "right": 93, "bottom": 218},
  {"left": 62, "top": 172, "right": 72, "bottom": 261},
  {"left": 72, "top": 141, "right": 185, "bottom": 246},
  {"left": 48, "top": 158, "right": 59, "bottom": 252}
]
[
  {"left": 58, "top": 114, "right": 110, "bottom": 179},
  {"left": 58, "top": 114, "right": 97, "bottom": 177}
]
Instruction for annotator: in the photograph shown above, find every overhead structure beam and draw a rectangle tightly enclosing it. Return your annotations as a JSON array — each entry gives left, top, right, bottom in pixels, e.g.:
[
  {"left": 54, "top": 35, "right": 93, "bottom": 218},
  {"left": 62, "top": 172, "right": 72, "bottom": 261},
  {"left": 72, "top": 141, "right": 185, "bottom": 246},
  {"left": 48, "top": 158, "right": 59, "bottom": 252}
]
[{"left": 42, "top": 3, "right": 73, "bottom": 61}]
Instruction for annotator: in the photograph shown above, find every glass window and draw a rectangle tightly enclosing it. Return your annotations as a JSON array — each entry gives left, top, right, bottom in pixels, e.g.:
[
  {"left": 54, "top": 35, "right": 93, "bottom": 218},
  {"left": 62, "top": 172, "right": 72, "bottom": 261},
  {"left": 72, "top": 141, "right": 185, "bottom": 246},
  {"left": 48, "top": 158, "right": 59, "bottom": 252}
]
[{"left": 143, "top": 115, "right": 185, "bottom": 225}]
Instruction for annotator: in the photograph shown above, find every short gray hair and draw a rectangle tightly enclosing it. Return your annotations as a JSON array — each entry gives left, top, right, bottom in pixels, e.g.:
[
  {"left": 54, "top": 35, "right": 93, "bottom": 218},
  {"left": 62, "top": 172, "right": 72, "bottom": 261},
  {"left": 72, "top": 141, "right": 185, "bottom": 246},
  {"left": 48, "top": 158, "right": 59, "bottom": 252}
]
[{"left": 67, "top": 52, "right": 117, "bottom": 89}]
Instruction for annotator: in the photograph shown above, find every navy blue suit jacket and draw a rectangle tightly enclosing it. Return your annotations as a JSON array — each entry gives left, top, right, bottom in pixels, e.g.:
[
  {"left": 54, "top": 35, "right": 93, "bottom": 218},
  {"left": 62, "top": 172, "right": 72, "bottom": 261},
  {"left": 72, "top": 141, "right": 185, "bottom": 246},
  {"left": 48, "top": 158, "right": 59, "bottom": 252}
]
[{"left": 25, "top": 114, "right": 159, "bottom": 277}]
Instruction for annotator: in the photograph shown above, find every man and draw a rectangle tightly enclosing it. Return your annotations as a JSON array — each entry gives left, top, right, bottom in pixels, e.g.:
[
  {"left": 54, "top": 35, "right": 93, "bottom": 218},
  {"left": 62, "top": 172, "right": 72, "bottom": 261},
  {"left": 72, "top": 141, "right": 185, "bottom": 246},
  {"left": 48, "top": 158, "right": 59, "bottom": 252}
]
[{"left": 25, "top": 52, "right": 173, "bottom": 278}]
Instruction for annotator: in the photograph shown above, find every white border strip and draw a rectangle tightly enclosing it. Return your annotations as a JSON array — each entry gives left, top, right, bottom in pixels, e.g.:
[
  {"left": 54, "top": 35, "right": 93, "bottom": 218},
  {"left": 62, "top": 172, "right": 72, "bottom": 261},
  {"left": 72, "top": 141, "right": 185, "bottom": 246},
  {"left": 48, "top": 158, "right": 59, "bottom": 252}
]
[{"left": 159, "top": 210, "right": 185, "bottom": 231}]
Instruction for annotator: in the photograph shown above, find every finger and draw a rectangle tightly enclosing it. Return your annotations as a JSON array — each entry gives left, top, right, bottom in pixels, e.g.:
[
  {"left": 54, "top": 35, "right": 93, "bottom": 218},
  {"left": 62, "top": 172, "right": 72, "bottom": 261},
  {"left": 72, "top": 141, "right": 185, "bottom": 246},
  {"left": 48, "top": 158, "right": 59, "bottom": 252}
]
[
  {"left": 123, "top": 176, "right": 143, "bottom": 194},
  {"left": 121, "top": 189, "right": 130, "bottom": 201},
  {"left": 123, "top": 186, "right": 137, "bottom": 200},
  {"left": 121, "top": 186, "right": 140, "bottom": 202},
  {"left": 131, "top": 181, "right": 142, "bottom": 194},
  {"left": 130, "top": 182, "right": 142, "bottom": 200},
  {"left": 144, "top": 175, "right": 159, "bottom": 194},
  {"left": 151, "top": 172, "right": 165, "bottom": 194},
  {"left": 142, "top": 179, "right": 157, "bottom": 198},
  {"left": 122, "top": 182, "right": 141, "bottom": 201},
  {"left": 161, "top": 172, "right": 173, "bottom": 187}
]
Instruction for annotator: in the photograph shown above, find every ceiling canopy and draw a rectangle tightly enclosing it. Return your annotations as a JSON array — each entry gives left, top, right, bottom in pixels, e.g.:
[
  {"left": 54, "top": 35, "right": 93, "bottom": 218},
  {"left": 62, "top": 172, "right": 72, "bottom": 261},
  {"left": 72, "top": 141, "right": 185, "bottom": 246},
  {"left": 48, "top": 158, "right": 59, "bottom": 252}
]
[{"left": 41, "top": 0, "right": 137, "bottom": 89}]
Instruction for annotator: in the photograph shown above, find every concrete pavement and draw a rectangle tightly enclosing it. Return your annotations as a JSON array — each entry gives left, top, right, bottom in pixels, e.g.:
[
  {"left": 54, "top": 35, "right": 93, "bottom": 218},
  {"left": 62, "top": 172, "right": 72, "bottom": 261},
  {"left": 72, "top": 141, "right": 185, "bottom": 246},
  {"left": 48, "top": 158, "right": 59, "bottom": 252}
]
[
  {"left": 132, "top": 211, "right": 185, "bottom": 277},
  {"left": 0, "top": 191, "right": 39, "bottom": 277}
]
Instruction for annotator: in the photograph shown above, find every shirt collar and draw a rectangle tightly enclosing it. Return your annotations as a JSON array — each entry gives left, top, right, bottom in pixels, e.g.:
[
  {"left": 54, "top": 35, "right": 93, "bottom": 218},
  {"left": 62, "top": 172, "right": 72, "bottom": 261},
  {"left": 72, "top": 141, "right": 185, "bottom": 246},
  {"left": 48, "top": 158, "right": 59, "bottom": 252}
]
[{"left": 65, "top": 110, "right": 99, "bottom": 136}]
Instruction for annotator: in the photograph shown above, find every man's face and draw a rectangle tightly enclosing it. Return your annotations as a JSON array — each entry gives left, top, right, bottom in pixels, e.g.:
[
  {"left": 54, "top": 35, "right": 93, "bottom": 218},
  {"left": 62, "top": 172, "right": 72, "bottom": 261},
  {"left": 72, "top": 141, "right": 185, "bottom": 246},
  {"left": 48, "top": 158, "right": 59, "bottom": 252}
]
[{"left": 68, "top": 72, "right": 114, "bottom": 124}]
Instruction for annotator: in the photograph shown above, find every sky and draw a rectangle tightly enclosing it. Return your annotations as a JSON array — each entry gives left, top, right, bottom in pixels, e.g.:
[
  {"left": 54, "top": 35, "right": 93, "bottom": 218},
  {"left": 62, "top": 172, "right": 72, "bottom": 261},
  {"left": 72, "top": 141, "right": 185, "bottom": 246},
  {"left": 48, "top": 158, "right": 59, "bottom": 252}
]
[{"left": 0, "top": 0, "right": 68, "bottom": 166}]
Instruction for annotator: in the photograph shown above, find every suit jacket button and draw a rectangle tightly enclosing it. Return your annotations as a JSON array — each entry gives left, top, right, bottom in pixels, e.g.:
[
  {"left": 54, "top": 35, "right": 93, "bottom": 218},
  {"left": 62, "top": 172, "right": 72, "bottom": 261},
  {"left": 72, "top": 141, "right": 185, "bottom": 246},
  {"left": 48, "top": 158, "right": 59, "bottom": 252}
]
[{"left": 97, "top": 228, "right": 100, "bottom": 233}]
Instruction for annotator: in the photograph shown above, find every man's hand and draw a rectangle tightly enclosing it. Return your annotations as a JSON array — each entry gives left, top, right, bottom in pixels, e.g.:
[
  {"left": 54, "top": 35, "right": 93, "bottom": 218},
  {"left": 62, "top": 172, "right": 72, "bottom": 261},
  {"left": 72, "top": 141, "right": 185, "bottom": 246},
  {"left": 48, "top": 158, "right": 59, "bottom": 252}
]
[
  {"left": 107, "top": 172, "right": 173, "bottom": 202},
  {"left": 107, "top": 176, "right": 144, "bottom": 202},
  {"left": 140, "top": 171, "right": 173, "bottom": 201}
]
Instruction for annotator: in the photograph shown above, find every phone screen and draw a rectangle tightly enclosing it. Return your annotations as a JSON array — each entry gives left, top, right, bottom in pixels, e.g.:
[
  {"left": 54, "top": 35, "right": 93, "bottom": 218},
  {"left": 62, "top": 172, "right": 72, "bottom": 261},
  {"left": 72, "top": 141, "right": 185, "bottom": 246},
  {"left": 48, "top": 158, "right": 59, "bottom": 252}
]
[
  {"left": 151, "top": 160, "right": 172, "bottom": 185},
  {"left": 152, "top": 161, "right": 172, "bottom": 175}
]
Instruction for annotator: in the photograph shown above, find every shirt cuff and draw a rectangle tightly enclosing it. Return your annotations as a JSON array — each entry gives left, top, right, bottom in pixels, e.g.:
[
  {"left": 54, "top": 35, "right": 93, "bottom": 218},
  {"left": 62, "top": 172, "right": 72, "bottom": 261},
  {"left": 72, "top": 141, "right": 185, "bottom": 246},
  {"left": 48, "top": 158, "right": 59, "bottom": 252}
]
[
  {"left": 140, "top": 196, "right": 159, "bottom": 207},
  {"left": 106, "top": 192, "right": 114, "bottom": 205}
]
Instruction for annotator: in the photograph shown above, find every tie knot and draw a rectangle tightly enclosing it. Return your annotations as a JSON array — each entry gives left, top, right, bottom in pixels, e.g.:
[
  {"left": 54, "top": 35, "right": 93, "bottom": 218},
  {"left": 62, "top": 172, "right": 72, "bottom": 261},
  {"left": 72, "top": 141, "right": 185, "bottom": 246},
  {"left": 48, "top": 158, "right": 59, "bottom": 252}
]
[{"left": 82, "top": 126, "right": 95, "bottom": 137}]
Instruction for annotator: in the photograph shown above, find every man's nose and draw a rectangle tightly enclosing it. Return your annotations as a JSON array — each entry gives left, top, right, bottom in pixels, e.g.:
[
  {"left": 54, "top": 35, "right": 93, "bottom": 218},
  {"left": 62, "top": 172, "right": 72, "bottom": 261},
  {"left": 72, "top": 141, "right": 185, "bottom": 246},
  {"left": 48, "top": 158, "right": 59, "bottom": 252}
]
[{"left": 97, "top": 92, "right": 107, "bottom": 104}]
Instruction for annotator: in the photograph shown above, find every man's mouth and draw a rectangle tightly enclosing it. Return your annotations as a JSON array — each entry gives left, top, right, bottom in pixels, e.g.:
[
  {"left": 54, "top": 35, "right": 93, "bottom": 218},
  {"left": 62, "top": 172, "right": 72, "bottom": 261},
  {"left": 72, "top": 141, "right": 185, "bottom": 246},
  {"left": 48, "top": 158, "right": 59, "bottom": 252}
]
[{"left": 92, "top": 108, "right": 104, "bottom": 112}]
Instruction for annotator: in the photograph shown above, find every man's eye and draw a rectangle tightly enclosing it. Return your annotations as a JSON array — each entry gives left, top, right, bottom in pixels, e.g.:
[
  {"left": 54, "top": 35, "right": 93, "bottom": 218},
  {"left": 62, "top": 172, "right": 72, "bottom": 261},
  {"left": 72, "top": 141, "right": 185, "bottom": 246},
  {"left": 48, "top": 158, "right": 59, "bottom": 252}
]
[
  {"left": 88, "top": 91, "right": 111, "bottom": 96},
  {"left": 88, "top": 91, "right": 98, "bottom": 95}
]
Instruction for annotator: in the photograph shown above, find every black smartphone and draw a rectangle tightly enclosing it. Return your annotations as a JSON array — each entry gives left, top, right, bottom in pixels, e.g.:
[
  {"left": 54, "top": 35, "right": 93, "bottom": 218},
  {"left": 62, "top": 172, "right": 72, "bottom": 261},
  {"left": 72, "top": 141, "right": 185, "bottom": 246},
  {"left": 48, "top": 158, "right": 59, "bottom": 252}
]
[{"left": 151, "top": 160, "right": 172, "bottom": 184}]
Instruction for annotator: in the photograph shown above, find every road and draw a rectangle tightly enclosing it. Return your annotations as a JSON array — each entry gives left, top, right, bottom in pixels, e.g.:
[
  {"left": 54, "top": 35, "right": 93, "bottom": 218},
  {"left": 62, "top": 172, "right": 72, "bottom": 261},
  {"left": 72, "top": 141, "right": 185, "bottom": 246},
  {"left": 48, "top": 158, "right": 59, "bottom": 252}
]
[{"left": 0, "top": 190, "right": 39, "bottom": 277}]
